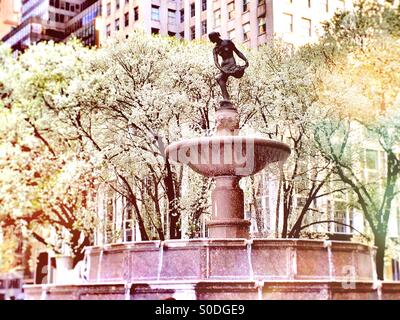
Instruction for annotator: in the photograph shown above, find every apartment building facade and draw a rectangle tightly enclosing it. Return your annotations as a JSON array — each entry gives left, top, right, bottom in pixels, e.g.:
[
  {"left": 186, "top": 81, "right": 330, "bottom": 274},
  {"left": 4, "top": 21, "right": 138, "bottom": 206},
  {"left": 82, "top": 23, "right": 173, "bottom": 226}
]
[
  {"left": 99, "top": 0, "right": 356, "bottom": 47},
  {"left": 178, "top": 0, "right": 352, "bottom": 47}
]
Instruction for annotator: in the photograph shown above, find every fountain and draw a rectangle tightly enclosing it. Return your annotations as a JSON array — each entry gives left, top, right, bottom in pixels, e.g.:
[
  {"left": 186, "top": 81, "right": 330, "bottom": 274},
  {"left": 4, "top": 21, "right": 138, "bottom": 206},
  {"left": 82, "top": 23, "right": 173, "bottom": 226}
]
[
  {"left": 167, "top": 32, "right": 290, "bottom": 238},
  {"left": 23, "top": 34, "right": 400, "bottom": 300},
  {"left": 166, "top": 101, "right": 290, "bottom": 239}
]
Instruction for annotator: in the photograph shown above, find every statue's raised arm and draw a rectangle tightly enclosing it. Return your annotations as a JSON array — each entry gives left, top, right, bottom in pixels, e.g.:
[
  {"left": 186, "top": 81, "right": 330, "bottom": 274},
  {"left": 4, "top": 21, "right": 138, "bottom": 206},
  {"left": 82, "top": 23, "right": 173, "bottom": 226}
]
[{"left": 208, "top": 32, "right": 249, "bottom": 102}]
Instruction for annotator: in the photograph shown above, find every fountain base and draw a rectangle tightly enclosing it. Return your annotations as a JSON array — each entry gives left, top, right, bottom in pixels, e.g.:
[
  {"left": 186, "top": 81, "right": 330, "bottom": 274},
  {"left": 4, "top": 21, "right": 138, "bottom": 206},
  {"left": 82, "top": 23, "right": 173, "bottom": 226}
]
[
  {"left": 23, "top": 239, "right": 400, "bottom": 300},
  {"left": 207, "top": 219, "right": 251, "bottom": 238},
  {"left": 23, "top": 280, "right": 400, "bottom": 300}
]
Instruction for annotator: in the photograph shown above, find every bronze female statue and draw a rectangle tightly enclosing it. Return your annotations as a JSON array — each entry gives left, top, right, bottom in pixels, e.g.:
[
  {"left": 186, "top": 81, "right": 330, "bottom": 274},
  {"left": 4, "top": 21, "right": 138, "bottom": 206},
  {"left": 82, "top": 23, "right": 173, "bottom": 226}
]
[{"left": 209, "top": 32, "right": 249, "bottom": 101}]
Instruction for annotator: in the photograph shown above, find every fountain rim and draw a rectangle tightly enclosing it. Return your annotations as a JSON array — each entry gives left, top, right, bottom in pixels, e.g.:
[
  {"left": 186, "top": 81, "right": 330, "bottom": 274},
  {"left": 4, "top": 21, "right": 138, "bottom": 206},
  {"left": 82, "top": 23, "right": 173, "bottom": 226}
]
[
  {"left": 165, "top": 136, "right": 291, "bottom": 157},
  {"left": 84, "top": 238, "right": 376, "bottom": 253}
]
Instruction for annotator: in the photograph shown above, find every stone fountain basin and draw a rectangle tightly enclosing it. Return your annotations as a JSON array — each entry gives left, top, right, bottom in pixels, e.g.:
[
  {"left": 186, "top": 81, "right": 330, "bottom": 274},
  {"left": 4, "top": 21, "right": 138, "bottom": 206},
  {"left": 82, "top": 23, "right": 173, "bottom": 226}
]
[
  {"left": 82, "top": 239, "right": 376, "bottom": 283},
  {"left": 166, "top": 136, "right": 290, "bottom": 177},
  {"left": 24, "top": 239, "right": 400, "bottom": 300}
]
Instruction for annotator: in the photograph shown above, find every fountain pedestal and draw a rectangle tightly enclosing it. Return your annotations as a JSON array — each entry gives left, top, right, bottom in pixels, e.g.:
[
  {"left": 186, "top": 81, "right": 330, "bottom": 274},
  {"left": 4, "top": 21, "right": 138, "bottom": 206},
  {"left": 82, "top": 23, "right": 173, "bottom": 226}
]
[
  {"left": 208, "top": 176, "right": 250, "bottom": 238},
  {"left": 210, "top": 103, "right": 250, "bottom": 238}
]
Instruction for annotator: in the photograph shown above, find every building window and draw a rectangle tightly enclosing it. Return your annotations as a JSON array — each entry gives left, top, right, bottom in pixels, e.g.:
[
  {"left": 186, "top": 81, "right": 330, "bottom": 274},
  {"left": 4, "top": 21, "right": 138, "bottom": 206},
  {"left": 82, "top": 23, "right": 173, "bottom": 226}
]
[
  {"left": 348, "top": 210, "right": 354, "bottom": 233},
  {"left": 283, "top": 13, "right": 293, "bottom": 33},
  {"left": 191, "top": 3, "right": 195, "bottom": 17},
  {"left": 151, "top": 28, "right": 159, "bottom": 35},
  {"left": 228, "top": 1, "right": 235, "bottom": 20},
  {"left": 151, "top": 5, "right": 160, "bottom": 21},
  {"left": 124, "top": 12, "right": 129, "bottom": 27},
  {"left": 201, "top": 20, "right": 207, "bottom": 35},
  {"left": 106, "top": 24, "right": 111, "bottom": 36},
  {"left": 214, "top": 9, "right": 221, "bottom": 27},
  {"left": 134, "top": 6, "right": 139, "bottom": 20},
  {"left": 301, "top": 17, "right": 311, "bottom": 36},
  {"left": 168, "top": 9, "right": 176, "bottom": 25},
  {"left": 168, "top": 31, "right": 176, "bottom": 37},
  {"left": 180, "top": 8, "right": 184, "bottom": 23},
  {"left": 243, "top": 22, "right": 250, "bottom": 41},
  {"left": 190, "top": 26, "right": 196, "bottom": 40},
  {"left": 180, "top": 31, "right": 185, "bottom": 39},
  {"left": 115, "top": 18, "right": 120, "bottom": 31},
  {"left": 106, "top": 2, "right": 111, "bottom": 16},
  {"left": 228, "top": 29, "right": 235, "bottom": 41},
  {"left": 202, "top": 0, "right": 207, "bottom": 11},
  {"left": 116, "top": 0, "right": 120, "bottom": 11},
  {"left": 366, "top": 150, "right": 378, "bottom": 170},
  {"left": 124, "top": 219, "right": 133, "bottom": 242},
  {"left": 334, "top": 208, "right": 346, "bottom": 233},
  {"left": 243, "top": 0, "right": 250, "bottom": 12},
  {"left": 258, "top": 15, "right": 266, "bottom": 34}
]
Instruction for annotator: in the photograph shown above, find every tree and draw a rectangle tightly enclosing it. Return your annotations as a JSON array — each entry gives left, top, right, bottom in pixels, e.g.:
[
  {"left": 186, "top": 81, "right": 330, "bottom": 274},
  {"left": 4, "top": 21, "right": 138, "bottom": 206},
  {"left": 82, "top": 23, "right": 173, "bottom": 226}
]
[
  {"left": 51, "top": 33, "right": 217, "bottom": 240},
  {"left": 315, "top": 35, "right": 400, "bottom": 279},
  {"left": 0, "top": 42, "right": 98, "bottom": 266},
  {"left": 242, "top": 41, "right": 346, "bottom": 239},
  {"left": 322, "top": 0, "right": 400, "bottom": 50}
]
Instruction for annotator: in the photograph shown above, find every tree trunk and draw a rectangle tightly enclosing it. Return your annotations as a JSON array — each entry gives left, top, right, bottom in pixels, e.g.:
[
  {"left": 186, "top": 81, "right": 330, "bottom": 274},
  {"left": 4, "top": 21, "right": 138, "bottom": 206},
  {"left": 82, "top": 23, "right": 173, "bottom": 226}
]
[
  {"left": 118, "top": 174, "right": 149, "bottom": 241},
  {"left": 73, "top": 234, "right": 91, "bottom": 267},
  {"left": 374, "top": 232, "right": 386, "bottom": 281},
  {"left": 281, "top": 188, "right": 292, "bottom": 238},
  {"left": 288, "top": 196, "right": 314, "bottom": 238},
  {"left": 129, "top": 195, "right": 149, "bottom": 241}
]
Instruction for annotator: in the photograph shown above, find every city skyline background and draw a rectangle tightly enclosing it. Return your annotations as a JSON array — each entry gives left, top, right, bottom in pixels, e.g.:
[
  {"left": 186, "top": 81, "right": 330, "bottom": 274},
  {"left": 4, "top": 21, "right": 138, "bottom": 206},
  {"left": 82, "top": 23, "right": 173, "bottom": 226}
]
[{"left": 3, "top": 0, "right": 399, "bottom": 51}]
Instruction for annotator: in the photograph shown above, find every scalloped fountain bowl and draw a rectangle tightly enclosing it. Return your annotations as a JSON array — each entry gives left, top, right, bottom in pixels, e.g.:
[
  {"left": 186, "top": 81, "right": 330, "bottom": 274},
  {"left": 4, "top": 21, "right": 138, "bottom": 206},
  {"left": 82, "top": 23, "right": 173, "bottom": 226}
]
[{"left": 165, "top": 136, "right": 291, "bottom": 177}]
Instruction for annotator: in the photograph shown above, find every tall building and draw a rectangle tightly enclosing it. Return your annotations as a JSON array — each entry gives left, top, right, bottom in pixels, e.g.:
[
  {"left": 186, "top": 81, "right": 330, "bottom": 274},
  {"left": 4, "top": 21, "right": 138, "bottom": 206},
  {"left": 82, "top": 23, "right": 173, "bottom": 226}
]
[
  {"left": 2, "top": 0, "right": 82, "bottom": 51},
  {"left": 1, "top": 0, "right": 100, "bottom": 51},
  {"left": 178, "top": 0, "right": 352, "bottom": 48},
  {"left": 0, "top": 0, "right": 21, "bottom": 39},
  {"left": 99, "top": 0, "right": 355, "bottom": 47},
  {"left": 100, "top": 0, "right": 400, "bottom": 47}
]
